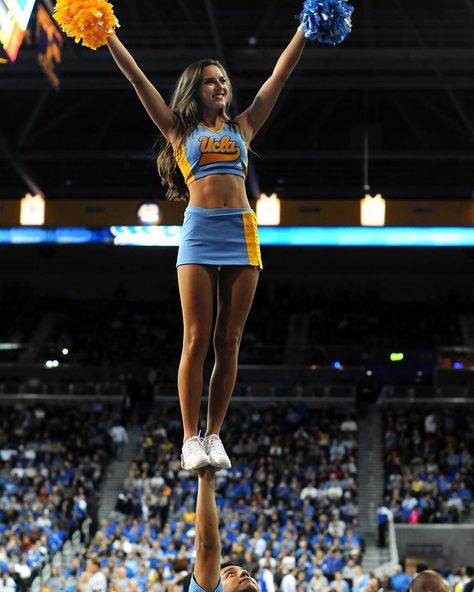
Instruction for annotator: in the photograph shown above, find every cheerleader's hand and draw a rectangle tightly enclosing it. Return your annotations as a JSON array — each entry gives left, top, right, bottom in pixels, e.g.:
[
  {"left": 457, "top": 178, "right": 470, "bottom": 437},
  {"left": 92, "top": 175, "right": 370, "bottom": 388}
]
[
  {"left": 53, "top": 0, "right": 120, "bottom": 50},
  {"left": 299, "top": 0, "right": 354, "bottom": 45}
]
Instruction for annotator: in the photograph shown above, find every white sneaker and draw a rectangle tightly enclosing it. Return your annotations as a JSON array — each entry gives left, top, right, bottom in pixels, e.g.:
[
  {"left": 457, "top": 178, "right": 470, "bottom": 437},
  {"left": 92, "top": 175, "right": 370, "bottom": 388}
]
[
  {"left": 204, "top": 434, "right": 231, "bottom": 469},
  {"left": 181, "top": 436, "right": 210, "bottom": 471}
]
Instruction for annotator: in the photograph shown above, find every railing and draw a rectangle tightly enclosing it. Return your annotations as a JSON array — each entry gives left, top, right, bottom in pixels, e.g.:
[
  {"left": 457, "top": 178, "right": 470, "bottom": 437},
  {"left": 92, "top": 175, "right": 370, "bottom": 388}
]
[
  {"left": 154, "top": 364, "right": 363, "bottom": 402},
  {"left": 381, "top": 384, "right": 474, "bottom": 402},
  {"left": 154, "top": 382, "right": 357, "bottom": 401},
  {"left": 30, "top": 519, "right": 91, "bottom": 592},
  {"left": 374, "top": 512, "right": 400, "bottom": 578},
  {"left": 0, "top": 393, "right": 124, "bottom": 403}
]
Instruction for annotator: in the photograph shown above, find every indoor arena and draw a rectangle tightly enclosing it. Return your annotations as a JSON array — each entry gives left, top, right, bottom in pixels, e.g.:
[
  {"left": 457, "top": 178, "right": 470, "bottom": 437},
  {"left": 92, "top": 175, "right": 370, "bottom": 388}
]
[{"left": 0, "top": 2, "right": 473, "bottom": 592}]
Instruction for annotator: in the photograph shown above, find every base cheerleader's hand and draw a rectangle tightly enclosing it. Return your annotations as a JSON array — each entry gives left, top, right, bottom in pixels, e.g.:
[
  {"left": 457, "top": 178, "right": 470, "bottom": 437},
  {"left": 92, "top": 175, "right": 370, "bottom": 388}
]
[
  {"left": 53, "top": 0, "right": 120, "bottom": 50},
  {"left": 299, "top": 0, "right": 354, "bottom": 45}
]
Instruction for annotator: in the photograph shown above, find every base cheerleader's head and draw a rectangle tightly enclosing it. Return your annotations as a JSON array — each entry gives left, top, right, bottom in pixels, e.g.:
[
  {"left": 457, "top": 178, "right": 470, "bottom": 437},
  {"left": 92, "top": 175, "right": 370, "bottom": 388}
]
[{"left": 221, "top": 562, "right": 260, "bottom": 592}]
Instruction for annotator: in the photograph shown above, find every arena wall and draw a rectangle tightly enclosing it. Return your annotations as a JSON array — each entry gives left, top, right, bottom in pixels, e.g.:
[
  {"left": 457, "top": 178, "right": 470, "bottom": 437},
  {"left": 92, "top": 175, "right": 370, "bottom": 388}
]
[{"left": 395, "top": 524, "right": 474, "bottom": 569}]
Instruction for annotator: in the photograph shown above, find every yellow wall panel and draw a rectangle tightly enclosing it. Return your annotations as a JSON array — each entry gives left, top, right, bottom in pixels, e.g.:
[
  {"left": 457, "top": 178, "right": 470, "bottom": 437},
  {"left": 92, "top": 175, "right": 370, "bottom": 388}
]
[{"left": 0, "top": 199, "right": 473, "bottom": 227}]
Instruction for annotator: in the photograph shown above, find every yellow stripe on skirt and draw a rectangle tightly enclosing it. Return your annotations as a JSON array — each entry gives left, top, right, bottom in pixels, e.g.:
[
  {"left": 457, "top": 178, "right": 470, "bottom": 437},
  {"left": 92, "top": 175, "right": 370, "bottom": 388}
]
[{"left": 242, "top": 211, "right": 263, "bottom": 270}]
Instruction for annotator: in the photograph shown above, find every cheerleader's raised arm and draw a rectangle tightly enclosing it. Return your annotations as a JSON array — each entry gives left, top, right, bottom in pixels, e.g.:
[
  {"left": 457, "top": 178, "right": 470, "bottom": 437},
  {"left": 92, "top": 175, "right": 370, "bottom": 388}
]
[
  {"left": 236, "top": 28, "right": 307, "bottom": 143},
  {"left": 106, "top": 35, "right": 177, "bottom": 141},
  {"left": 53, "top": 0, "right": 176, "bottom": 140}
]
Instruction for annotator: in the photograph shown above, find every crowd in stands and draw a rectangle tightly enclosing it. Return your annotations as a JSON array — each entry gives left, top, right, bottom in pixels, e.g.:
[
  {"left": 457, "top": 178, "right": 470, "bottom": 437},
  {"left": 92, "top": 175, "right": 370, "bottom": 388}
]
[
  {"left": 1, "top": 281, "right": 474, "bottom": 592},
  {"left": 0, "top": 396, "right": 473, "bottom": 592},
  {"left": 46, "top": 288, "right": 465, "bottom": 366},
  {"left": 383, "top": 407, "right": 473, "bottom": 524},
  {"left": 0, "top": 403, "right": 118, "bottom": 591},
  {"left": 0, "top": 285, "right": 41, "bottom": 363},
  {"left": 1, "top": 284, "right": 468, "bottom": 374},
  {"left": 305, "top": 291, "right": 462, "bottom": 350},
  {"left": 58, "top": 405, "right": 362, "bottom": 592},
  {"left": 31, "top": 284, "right": 289, "bottom": 370},
  {"left": 39, "top": 554, "right": 474, "bottom": 592}
]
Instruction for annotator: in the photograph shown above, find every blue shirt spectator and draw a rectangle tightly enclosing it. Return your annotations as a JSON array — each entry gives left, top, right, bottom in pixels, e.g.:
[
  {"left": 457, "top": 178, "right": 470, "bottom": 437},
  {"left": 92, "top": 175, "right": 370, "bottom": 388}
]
[
  {"left": 330, "top": 572, "right": 350, "bottom": 592},
  {"left": 391, "top": 567, "right": 411, "bottom": 592},
  {"left": 321, "top": 551, "right": 345, "bottom": 577}
]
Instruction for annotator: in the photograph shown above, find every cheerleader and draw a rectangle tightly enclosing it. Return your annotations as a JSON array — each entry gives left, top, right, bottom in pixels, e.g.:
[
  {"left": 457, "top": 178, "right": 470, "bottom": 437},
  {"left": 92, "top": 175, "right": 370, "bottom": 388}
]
[{"left": 54, "top": 0, "right": 353, "bottom": 472}]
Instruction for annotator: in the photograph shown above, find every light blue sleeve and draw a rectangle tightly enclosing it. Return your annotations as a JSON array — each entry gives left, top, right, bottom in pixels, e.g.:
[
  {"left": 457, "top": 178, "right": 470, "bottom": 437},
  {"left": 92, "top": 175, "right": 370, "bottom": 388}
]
[{"left": 189, "top": 574, "right": 223, "bottom": 592}]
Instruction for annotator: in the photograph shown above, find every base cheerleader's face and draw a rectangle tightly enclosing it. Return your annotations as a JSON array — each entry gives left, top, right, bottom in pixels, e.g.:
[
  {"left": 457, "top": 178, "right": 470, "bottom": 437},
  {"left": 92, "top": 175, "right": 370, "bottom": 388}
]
[
  {"left": 199, "top": 65, "right": 229, "bottom": 113},
  {"left": 221, "top": 565, "right": 259, "bottom": 592}
]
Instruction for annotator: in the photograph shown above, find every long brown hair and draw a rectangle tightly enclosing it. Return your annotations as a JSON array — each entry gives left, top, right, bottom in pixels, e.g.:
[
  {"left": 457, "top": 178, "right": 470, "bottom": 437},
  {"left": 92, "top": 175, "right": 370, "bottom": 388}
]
[{"left": 157, "top": 59, "right": 234, "bottom": 201}]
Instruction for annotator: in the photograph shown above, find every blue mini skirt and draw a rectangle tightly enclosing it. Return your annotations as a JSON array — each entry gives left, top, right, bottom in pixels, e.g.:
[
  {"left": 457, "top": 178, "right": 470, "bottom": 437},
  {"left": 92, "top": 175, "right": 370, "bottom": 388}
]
[{"left": 177, "top": 206, "right": 263, "bottom": 270}]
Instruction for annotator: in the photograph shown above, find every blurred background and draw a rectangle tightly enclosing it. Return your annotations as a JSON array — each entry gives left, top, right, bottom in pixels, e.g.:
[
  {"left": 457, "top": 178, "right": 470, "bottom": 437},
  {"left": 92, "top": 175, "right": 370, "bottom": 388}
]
[{"left": 0, "top": 2, "right": 474, "bottom": 592}]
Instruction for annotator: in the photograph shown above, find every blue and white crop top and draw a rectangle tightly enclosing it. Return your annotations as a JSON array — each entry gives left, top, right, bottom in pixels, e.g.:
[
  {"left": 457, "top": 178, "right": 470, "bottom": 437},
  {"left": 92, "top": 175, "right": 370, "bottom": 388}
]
[{"left": 175, "top": 121, "right": 248, "bottom": 186}]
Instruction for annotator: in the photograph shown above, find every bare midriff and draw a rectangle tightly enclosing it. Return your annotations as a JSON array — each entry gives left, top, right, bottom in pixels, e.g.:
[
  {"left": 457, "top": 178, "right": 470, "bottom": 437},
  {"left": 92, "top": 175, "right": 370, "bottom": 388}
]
[{"left": 188, "top": 174, "right": 251, "bottom": 209}]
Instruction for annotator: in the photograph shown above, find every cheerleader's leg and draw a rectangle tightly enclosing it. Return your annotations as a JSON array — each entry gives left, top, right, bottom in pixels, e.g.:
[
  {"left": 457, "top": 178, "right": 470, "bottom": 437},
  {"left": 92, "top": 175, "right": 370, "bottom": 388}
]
[
  {"left": 206, "top": 265, "right": 259, "bottom": 436},
  {"left": 177, "top": 263, "right": 218, "bottom": 441}
]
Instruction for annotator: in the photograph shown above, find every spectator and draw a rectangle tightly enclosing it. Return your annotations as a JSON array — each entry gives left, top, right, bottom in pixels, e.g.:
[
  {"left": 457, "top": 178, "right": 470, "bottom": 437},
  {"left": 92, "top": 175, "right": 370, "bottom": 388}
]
[
  {"left": 390, "top": 566, "right": 411, "bottom": 592},
  {"left": 330, "top": 571, "right": 350, "bottom": 592},
  {"left": 342, "top": 559, "right": 357, "bottom": 588},
  {"left": 411, "top": 571, "right": 449, "bottom": 592},
  {"left": 352, "top": 566, "right": 370, "bottom": 592},
  {"left": 258, "top": 563, "right": 275, "bottom": 592},
  {"left": 84, "top": 556, "right": 107, "bottom": 592},
  {"left": 465, "top": 574, "right": 474, "bottom": 592},
  {"left": 321, "top": 549, "right": 344, "bottom": 580},
  {"left": 0, "top": 572, "right": 16, "bottom": 592},
  {"left": 328, "top": 512, "right": 346, "bottom": 538},
  {"left": 424, "top": 413, "right": 437, "bottom": 435},
  {"left": 111, "top": 566, "right": 131, "bottom": 592},
  {"left": 368, "top": 576, "right": 382, "bottom": 592},
  {"left": 308, "top": 569, "right": 329, "bottom": 592},
  {"left": 281, "top": 568, "right": 298, "bottom": 592},
  {"left": 258, "top": 551, "right": 277, "bottom": 572},
  {"left": 46, "top": 566, "right": 65, "bottom": 592},
  {"left": 110, "top": 421, "right": 129, "bottom": 460},
  {"left": 340, "top": 417, "right": 358, "bottom": 433},
  {"left": 455, "top": 568, "right": 474, "bottom": 592},
  {"left": 376, "top": 503, "right": 391, "bottom": 548}
]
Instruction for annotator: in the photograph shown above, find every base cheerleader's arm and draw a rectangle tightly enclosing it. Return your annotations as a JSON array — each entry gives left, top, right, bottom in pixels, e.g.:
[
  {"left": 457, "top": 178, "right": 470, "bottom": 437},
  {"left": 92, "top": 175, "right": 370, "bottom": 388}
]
[
  {"left": 53, "top": 0, "right": 176, "bottom": 140},
  {"left": 236, "top": 0, "right": 354, "bottom": 143},
  {"left": 193, "top": 467, "right": 222, "bottom": 592}
]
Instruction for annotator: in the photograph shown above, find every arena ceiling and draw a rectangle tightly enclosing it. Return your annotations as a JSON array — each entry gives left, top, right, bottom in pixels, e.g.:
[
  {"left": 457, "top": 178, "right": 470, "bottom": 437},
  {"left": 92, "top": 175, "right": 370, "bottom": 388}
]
[{"left": 2, "top": 0, "right": 474, "bottom": 201}]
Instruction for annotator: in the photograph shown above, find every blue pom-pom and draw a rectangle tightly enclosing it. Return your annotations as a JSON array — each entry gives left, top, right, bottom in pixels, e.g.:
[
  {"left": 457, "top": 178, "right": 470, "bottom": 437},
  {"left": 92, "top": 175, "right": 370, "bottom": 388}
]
[{"left": 299, "top": 0, "right": 354, "bottom": 45}]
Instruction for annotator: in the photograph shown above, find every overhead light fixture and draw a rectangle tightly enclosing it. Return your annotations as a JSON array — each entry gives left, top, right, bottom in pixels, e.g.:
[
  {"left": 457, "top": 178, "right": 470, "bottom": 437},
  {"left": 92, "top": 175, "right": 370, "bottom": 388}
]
[
  {"left": 256, "top": 193, "right": 281, "bottom": 226},
  {"left": 360, "top": 91, "right": 385, "bottom": 227},
  {"left": 20, "top": 193, "right": 45, "bottom": 226},
  {"left": 137, "top": 202, "right": 162, "bottom": 226},
  {"left": 361, "top": 193, "right": 385, "bottom": 227}
]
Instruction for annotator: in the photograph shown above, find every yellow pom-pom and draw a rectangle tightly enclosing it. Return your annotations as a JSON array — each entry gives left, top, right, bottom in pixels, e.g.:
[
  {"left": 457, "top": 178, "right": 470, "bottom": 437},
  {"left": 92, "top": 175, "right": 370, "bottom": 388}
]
[{"left": 53, "top": 0, "right": 120, "bottom": 50}]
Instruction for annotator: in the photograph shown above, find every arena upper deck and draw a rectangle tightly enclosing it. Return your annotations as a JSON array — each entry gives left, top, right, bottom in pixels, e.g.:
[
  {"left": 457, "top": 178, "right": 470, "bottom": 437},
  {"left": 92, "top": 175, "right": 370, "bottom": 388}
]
[{"left": 1, "top": 0, "right": 474, "bottom": 201}]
